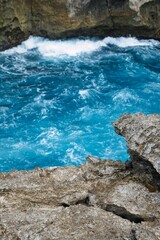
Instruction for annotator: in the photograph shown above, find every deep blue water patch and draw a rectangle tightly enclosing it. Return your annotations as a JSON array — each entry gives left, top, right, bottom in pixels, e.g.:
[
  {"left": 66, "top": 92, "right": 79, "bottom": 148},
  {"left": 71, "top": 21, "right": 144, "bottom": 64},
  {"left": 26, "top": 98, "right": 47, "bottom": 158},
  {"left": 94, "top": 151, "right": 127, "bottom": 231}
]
[{"left": 0, "top": 36, "right": 160, "bottom": 172}]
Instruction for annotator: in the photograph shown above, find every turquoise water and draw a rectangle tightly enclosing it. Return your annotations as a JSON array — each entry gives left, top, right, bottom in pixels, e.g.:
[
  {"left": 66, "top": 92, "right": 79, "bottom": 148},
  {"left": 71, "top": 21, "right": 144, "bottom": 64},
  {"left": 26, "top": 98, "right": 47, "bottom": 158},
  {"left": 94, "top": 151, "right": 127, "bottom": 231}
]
[{"left": 0, "top": 36, "right": 160, "bottom": 172}]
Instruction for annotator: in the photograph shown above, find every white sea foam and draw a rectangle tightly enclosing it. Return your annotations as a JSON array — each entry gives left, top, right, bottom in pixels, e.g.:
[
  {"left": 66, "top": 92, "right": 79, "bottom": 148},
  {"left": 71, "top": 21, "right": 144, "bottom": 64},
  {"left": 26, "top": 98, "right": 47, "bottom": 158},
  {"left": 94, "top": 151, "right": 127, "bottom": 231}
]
[
  {"left": 37, "top": 127, "right": 61, "bottom": 142},
  {"left": 64, "top": 142, "right": 86, "bottom": 165},
  {"left": 4, "top": 36, "right": 105, "bottom": 56},
  {"left": 3, "top": 36, "right": 159, "bottom": 57},
  {"left": 79, "top": 89, "right": 90, "bottom": 99},
  {"left": 103, "top": 37, "right": 156, "bottom": 48},
  {"left": 113, "top": 89, "right": 140, "bottom": 104}
]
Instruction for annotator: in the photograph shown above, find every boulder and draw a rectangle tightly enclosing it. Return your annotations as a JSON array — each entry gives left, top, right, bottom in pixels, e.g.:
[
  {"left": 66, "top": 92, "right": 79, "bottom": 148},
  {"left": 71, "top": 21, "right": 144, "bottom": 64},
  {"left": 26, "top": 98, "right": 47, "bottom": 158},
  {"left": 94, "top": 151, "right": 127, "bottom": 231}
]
[{"left": 113, "top": 113, "right": 160, "bottom": 175}]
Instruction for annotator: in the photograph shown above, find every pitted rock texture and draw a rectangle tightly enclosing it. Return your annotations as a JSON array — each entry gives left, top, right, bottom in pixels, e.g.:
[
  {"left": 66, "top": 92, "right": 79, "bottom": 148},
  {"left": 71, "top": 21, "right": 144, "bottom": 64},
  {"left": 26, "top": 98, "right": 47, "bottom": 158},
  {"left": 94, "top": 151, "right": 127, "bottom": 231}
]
[
  {"left": 0, "top": 114, "right": 160, "bottom": 239},
  {"left": 0, "top": 0, "right": 31, "bottom": 51},
  {"left": 0, "top": 158, "right": 160, "bottom": 240},
  {"left": 0, "top": 0, "right": 160, "bottom": 50},
  {"left": 113, "top": 113, "right": 160, "bottom": 175}
]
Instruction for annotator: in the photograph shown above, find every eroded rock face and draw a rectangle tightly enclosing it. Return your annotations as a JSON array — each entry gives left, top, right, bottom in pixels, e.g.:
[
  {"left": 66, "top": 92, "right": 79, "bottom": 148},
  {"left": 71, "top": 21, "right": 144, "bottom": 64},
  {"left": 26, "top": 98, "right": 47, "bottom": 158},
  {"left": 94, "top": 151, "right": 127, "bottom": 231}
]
[
  {"left": 0, "top": 0, "right": 160, "bottom": 50},
  {"left": 0, "top": 114, "right": 160, "bottom": 239},
  {"left": 113, "top": 113, "right": 160, "bottom": 174},
  {"left": 0, "top": 0, "right": 31, "bottom": 51},
  {"left": 1, "top": 159, "right": 160, "bottom": 239}
]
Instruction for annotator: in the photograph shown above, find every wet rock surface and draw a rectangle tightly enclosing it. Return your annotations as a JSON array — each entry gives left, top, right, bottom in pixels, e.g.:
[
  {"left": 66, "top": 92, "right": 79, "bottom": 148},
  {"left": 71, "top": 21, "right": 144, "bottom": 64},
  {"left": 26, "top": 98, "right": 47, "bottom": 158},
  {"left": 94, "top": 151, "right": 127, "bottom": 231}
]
[
  {"left": 0, "top": 113, "right": 160, "bottom": 239},
  {"left": 0, "top": 0, "right": 160, "bottom": 51}
]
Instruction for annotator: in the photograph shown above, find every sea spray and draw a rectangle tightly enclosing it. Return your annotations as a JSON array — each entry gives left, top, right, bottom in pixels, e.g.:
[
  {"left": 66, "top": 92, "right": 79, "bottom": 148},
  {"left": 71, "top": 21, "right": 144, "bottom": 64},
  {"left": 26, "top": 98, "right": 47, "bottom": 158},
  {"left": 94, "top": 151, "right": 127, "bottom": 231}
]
[{"left": 0, "top": 37, "right": 160, "bottom": 171}]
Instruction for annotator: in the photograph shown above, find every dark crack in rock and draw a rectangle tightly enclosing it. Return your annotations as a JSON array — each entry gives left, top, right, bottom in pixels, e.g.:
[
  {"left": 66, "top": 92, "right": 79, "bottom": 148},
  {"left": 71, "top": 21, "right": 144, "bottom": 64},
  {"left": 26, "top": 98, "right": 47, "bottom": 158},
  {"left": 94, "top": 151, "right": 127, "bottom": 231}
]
[
  {"left": 113, "top": 113, "right": 160, "bottom": 190},
  {"left": 0, "top": 113, "right": 160, "bottom": 239}
]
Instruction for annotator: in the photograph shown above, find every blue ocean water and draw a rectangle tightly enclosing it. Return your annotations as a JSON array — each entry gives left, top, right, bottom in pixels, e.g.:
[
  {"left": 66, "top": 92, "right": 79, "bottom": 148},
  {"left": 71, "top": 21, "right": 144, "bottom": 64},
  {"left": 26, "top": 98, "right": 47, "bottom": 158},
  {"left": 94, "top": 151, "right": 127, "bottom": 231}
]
[{"left": 0, "top": 36, "right": 160, "bottom": 172}]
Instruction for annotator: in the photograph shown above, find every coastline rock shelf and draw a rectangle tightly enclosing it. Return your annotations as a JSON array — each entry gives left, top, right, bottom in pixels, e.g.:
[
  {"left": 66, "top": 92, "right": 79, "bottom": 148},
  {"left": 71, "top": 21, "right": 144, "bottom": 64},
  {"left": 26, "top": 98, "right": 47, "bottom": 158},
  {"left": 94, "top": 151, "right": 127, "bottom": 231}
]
[
  {"left": 0, "top": 113, "right": 160, "bottom": 239},
  {"left": 0, "top": 0, "right": 160, "bottom": 51}
]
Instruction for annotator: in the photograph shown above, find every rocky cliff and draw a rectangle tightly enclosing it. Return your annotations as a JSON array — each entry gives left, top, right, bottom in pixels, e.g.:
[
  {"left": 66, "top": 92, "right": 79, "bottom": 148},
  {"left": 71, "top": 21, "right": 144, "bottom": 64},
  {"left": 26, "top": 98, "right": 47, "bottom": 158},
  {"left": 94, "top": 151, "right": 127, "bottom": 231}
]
[
  {"left": 0, "top": 113, "right": 160, "bottom": 240},
  {"left": 0, "top": 0, "right": 160, "bottom": 51}
]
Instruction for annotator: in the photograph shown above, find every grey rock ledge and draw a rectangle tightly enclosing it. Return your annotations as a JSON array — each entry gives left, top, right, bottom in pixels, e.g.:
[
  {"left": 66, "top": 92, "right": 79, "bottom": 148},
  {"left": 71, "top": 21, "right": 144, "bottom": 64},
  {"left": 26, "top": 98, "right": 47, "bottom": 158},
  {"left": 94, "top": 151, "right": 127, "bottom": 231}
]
[{"left": 0, "top": 113, "right": 160, "bottom": 240}]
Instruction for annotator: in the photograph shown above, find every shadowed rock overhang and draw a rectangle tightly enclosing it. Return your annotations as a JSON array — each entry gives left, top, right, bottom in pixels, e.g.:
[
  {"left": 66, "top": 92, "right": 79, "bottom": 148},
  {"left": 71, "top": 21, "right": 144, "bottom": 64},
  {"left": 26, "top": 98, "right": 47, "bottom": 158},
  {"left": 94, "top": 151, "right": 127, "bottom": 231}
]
[{"left": 0, "top": 0, "right": 160, "bottom": 51}]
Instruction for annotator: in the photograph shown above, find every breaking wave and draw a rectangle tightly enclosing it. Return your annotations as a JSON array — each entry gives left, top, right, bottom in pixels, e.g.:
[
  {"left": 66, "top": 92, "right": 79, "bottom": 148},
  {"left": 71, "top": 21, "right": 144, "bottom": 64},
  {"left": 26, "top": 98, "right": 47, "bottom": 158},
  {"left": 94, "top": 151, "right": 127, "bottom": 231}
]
[
  {"left": 4, "top": 36, "right": 159, "bottom": 57},
  {"left": 0, "top": 36, "right": 160, "bottom": 171}
]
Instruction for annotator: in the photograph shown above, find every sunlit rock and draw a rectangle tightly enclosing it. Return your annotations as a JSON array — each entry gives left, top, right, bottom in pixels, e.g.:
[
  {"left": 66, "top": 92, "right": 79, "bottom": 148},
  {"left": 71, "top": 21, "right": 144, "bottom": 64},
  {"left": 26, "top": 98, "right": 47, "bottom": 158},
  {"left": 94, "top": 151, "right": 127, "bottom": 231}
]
[{"left": 0, "top": 113, "right": 160, "bottom": 239}]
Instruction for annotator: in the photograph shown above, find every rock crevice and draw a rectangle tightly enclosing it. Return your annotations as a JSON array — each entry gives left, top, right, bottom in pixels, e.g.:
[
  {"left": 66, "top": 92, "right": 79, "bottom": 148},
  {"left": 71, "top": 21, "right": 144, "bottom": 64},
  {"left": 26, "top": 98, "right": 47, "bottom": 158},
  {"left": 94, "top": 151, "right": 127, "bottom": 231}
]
[
  {"left": 100, "top": 204, "right": 145, "bottom": 223},
  {"left": 0, "top": 113, "right": 160, "bottom": 239}
]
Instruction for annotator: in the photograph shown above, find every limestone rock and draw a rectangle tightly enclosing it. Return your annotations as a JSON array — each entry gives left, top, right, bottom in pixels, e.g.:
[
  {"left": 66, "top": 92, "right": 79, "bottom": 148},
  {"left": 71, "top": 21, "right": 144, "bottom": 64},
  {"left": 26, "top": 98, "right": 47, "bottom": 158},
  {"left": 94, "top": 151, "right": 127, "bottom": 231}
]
[
  {"left": 113, "top": 113, "right": 160, "bottom": 174},
  {"left": 0, "top": 113, "right": 160, "bottom": 239},
  {"left": 0, "top": 0, "right": 160, "bottom": 51},
  {"left": 0, "top": 0, "right": 31, "bottom": 51},
  {"left": 1, "top": 159, "right": 160, "bottom": 239}
]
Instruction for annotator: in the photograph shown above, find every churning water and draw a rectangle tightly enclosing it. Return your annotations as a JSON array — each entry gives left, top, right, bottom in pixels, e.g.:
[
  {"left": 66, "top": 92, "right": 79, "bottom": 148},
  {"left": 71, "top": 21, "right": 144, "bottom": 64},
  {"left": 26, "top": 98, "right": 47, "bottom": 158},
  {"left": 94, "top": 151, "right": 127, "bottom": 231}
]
[{"left": 0, "top": 36, "right": 160, "bottom": 171}]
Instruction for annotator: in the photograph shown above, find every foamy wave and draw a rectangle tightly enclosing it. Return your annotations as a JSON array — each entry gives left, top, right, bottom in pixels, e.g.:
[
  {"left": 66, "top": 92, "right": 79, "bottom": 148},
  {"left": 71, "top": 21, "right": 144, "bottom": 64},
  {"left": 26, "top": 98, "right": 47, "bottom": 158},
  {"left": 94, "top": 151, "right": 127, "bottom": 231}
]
[
  {"left": 103, "top": 37, "right": 157, "bottom": 48},
  {"left": 113, "top": 89, "right": 141, "bottom": 104},
  {"left": 79, "top": 89, "right": 90, "bottom": 99},
  {"left": 3, "top": 36, "right": 159, "bottom": 57},
  {"left": 4, "top": 36, "right": 105, "bottom": 56}
]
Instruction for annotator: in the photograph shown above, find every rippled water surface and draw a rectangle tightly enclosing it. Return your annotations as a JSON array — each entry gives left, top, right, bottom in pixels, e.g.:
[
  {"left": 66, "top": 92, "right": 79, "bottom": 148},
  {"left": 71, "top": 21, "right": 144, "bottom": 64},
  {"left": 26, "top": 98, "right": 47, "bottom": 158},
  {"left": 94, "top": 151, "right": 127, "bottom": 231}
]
[{"left": 0, "top": 36, "right": 160, "bottom": 171}]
